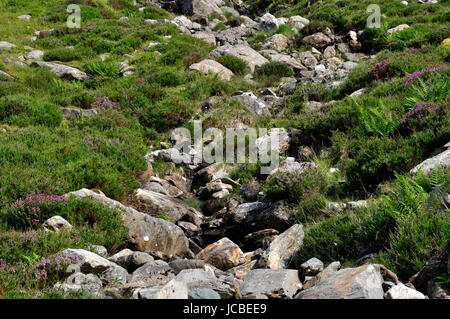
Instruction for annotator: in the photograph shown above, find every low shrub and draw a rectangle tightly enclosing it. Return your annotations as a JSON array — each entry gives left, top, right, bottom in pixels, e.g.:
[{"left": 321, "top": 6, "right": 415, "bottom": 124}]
[{"left": 216, "top": 55, "right": 248, "bottom": 75}]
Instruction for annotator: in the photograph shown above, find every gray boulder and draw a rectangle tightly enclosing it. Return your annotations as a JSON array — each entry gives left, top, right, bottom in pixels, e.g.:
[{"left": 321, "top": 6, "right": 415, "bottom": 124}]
[
  {"left": 174, "top": 269, "right": 237, "bottom": 298},
  {"left": 256, "top": 224, "right": 304, "bottom": 269},
  {"left": 210, "top": 44, "right": 269, "bottom": 73},
  {"left": 66, "top": 189, "right": 193, "bottom": 259},
  {"left": 169, "top": 259, "right": 205, "bottom": 274},
  {"left": 54, "top": 272, "right": 103, "bottom": 298},
  {"left": 240, "top": 269, "right": 301, "bottom": 298},
  {"left": 101, "top": 265, "right": 129, "bottom": 286},
  {"left": 410, "top": 147, "right": 450, "bottom": 177},
  {"left": 130, "top": 260, "right": 174, "bottom": 286},
  {"left": 189, "top": 59, "right": 234, "bottom": 81},
  {"left": 0, "top": 41, "right": 16, "bottom": 49},
  {"left": 300, "top": 257, "right": 324, "bottom": 276},
  {"left": 295, "top": 264, "right": 384, "bottom": 299},
  {"left": 41, "top": 216, "right": 72, "bottom": 233},
  {"left": 61, "top": 248, "right": 113, "bottom": 274},
  {"left": 230, "top": 92, "right": 271, "bottom": 117},
  {"left": 31, "top": 61, "right": 89, "bottom": 81}
]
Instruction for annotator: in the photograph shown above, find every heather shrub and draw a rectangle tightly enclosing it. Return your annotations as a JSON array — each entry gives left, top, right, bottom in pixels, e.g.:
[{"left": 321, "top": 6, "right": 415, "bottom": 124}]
[
  {"left": 0, "top": 96, "right": 62, "bottom": 128},
  {"left": 255, "top": 61, "right": 294, "bottom": 79},
  {"left": 216, "top": 55, "right": 248, "bottom": 75},
  {"left": 263, "top": 169, "right": 328, "bottom": 203}
]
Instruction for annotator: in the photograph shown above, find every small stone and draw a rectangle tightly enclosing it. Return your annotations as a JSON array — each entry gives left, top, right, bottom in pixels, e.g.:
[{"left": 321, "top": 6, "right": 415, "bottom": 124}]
[
  {"left": 300, "top": 257, "right": 324, "bottom": 276},
  {"left": 17, "top": 15, "right": 31, "bottom": 21}
]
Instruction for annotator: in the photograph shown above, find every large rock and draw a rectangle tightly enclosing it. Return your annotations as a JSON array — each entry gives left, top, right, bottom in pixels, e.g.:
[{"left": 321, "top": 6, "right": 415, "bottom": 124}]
[
  {"left": 108, "top": 250, "right": 154, "bottom": 272},
  {"left": 230, "top": 92, "right": 271, "bottom": 116},
  {"left": 267, "top": 157, "right": 318, "bottom": 179},
  {"left": 297, "top": 51, "right": 318, "bottom": 69},
  {"left": 245, "top": 200, "right": 296, "bottom": 232},
  {"left": 188, "top": 288, "right": 221, "bottom": 299},
  {"left": 255, "top": 224, "right": 304, "bottom": 269},
  {"left": 66, "top": 189, "right": 193, "bottom": 259},
  {"left": 135, "top": 188, "right": 202, "bottom": 225},
  {"left": 226, "top": 201, "right": 269, "bottom": 225},
  {"left": 263, "top": 34, "right": 289, "bottom": 52},
  {"left": 196, "top": 237, "right": 246, "bottom": 270},
  {"left": 30, "top": 61, "right": 89, "bottom": 81},
  {"left": 178, "top": 0, "right": 223, "bottom": 16},
  {"left": 193, "top": 31, "right": 216, "bottom": 46},
  {"left": 129, "top": 260, "right": 174, "bottom": 286},
  {"left": 385, "top": 283, "right": 426, "bottom": 299},
  {"left": 240, "top": 269, "right": 301, "bottom": 298},
  {"left": 54, "top": 272, "right": 103, "bottom": 297},
  {"left": 387, "top": 24, "right": 410, "bottom": 35},
  {"left": 295, "top": 264, "right": 384, "bottom": 299},
  {"left": 189, "top": 59, "right": 233, "bottom": 81},
  {"left": 168, "top": 259, "right": 205, "bottom": 274},
  {"left": 255, "top": 128, "right": 291, "bottom": 157},
  {"left": 300, "top": 257, "right": 324, "bottom": 276},
  {"left": 61, "top": 248, "right": 113, "bottom": 274},
  {"left": 0, "top": 70, "right": 14, "bottom": 80},
  {"left": 216, "top": 26, "right": 255, "bottom": 46},
  {"left": 171, "top": 16, "right": 201, "bottom": 34},
  {"left": 302, "top": 261, "right": 341, "bottom": 290},
  {"left": 409, "top": 147, "right": 450, "bottom": 177},
  {"left": 260, "top": 50, "right": 306, "bottom": 71},
  {"left": 302, "top": 32, "right": 332, "bottom": 49},
  {"left": 41, "top": 216, "right": 72, "bottom": 233},
  {"left": 210, "top": 44, "right": 269, "bottom": 73},
  {"left": 27, "top": 50, "right": 44, "bottom": 60},
  {"left": 259, "top": 13, "right": 279, "bottom": 32},
  {"left": 0, "top": 41, "right": 16, "bottom": 49},
  {"left": 101, "top": 264, "right": 129, "bottom": 286}
]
